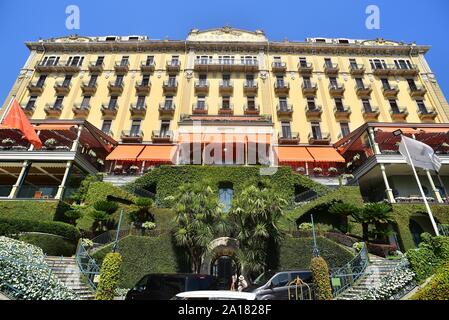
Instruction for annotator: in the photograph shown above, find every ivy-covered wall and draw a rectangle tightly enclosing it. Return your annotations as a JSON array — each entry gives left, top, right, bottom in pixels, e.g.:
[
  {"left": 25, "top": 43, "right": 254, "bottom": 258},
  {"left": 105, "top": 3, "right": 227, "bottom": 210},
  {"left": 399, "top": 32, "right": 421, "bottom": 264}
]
[
  {"left": 0, "top": 200, "right": 70, "bottom": 222},
  {"left": 124, "top": 165, "right": 330, "bottom": 207}
]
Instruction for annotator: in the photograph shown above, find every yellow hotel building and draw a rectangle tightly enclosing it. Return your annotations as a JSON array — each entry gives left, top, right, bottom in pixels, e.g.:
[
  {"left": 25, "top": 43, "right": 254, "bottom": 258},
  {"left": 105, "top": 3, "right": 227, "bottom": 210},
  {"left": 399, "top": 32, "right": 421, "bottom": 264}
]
[{"left": 1, "top": 26, "right": 449, "bottom": 203}]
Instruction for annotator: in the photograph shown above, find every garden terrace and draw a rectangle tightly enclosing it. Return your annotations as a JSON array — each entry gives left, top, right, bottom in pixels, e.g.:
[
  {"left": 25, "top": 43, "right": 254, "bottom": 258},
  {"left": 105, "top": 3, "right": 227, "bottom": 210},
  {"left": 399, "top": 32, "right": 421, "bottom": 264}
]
[
  {"left": 0, "top": 120, "right": 116, "bottom": 200},
  {"left": 335, "top": 122, "right": 449, "bottom": 204}
]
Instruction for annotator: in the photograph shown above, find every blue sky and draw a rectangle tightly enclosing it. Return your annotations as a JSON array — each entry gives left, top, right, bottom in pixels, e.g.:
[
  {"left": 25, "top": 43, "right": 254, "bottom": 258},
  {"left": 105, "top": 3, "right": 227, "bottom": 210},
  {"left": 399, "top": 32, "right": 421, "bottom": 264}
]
[{"left": 0, "top": 0, "right": 448, "bottom": 107}]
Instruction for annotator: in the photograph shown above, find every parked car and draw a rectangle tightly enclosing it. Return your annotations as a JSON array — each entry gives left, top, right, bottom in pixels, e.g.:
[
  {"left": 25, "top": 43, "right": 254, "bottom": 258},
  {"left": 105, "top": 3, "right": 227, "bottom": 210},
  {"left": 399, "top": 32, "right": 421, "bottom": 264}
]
[
  {"left": 171, "top": 290, "right": 257, "bottom": 300},
  {"left": 125, "top": 273, "right": 218, "bottom": 300},
  {"left": 244, "top": 270, "right": 314, "bottom": 300}
]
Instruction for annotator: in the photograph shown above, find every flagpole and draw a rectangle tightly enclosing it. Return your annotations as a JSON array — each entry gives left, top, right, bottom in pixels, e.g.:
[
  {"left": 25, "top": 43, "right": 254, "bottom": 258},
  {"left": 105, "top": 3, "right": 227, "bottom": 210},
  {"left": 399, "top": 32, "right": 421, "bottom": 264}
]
[
  {"left": 402, "top": 136, "right": 440, "bottom": 236},
  {"left": 0, "top": 95, "right": 16, "bottom": 123}
]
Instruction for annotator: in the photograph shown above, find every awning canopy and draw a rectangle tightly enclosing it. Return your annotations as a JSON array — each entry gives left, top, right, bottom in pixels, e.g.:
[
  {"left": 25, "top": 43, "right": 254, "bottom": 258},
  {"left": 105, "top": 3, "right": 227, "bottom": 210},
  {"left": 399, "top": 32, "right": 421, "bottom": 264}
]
[
  {"left": 106, "top": 145, "right": 145, "bottom": 161},
  {"left": 137, "top": 145, "right": 177, "bottom": 163},
  {"left": 274, "top": 146, "right": 314, "bottom": 162},
  {"left": 306, "top": 147, "right": 345, "bottom": 163},
  {"left": 34, "top": 124, "right": 75, "bottom": 131}
]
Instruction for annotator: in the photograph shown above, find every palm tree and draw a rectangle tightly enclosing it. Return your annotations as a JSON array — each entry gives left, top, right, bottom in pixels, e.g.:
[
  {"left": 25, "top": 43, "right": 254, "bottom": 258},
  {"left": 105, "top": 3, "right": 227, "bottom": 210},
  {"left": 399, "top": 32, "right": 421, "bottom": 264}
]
[
  {"left": 168, "top": 180, "right": 227, "bottom": 274},
  {"left": 129, "top": 198, "right": 155, "bottom": 235},
  {"left": 328, "top": 202, "right": 359, "bottom": 233},
  {"left": 351, "top": 202, "right": 393, "bottom": 241},
  {"left": 229, "top": 183, "right": 287, "bottom": 279}
]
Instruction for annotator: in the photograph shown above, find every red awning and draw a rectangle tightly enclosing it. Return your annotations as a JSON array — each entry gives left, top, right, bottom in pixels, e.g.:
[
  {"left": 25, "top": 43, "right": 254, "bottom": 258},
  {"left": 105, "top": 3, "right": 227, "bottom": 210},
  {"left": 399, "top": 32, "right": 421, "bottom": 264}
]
[
  {"left": 306, "top": 147, "right": 345, "bottom": 163},
  {"left": 106, "top": 145, "right": 145, "bottom": 161},
  {"left": 274, "top": 146, "right": 314, "bottom": 163},
  {"left": 137, "top": 145, "right": 177, "bottom": 163}
]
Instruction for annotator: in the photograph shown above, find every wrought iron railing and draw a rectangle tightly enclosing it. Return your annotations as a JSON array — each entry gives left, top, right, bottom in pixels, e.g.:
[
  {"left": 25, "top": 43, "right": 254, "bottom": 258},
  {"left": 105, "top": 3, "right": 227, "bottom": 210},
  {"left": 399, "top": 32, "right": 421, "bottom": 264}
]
[
  {"left": 75, "top": 241, "right": 100, "bottom": 290},
  {"left": 330, "top": 242, "right": 369, "bottom": 297}
]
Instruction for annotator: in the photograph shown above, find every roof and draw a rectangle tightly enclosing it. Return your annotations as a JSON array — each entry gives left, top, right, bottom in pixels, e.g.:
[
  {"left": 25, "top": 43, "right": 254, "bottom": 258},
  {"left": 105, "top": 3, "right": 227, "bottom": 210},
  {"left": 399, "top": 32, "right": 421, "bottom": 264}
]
[{"left": 175, "top": 291, "right": 256, "bottom": 300}]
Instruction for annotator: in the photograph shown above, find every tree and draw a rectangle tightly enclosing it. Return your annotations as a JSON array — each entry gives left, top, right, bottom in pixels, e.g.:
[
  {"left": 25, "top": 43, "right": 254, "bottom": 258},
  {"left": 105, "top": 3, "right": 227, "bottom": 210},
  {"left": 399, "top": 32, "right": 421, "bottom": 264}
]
[
  {"left": 351, "top": 202, "right": 393, "bottom": 241},
  {"left": 89, "top": 200, "right": 119, "bottom": 235},
  {"left": 310, "top": 256, "right": 333, "bottom": 300},
  {"left": 328, "top": 202, "right": 359, "bottom": 233},
  {"left": 229, "top": 183, "right": 287, "bottom": 279},
  {"left": 63, "top": 204, "right": 84, "bottom": 226},
  {"left": 69, "top": 174, "right": 100, "bottom": 204},
  {"left": 129, "top": 198, "right": 155, "bottom": 235},
  {"left": 95, "top": 252, "right": 123, "bottom": 300},
  {"left": 168, "top": 180, "right": 227, "bottom": 274}
]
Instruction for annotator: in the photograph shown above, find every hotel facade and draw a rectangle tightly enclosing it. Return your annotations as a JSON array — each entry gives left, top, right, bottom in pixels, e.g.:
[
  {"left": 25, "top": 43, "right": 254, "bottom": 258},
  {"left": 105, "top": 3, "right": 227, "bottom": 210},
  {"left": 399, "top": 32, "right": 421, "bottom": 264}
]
[{"left": 1, "top": 26, "right": 449, "bottom": 207}]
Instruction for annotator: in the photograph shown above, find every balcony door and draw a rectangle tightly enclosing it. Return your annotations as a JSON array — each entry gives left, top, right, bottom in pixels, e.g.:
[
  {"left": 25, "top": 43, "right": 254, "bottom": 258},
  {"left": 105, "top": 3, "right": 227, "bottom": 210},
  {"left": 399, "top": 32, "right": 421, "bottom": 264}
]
[
  {"left": 335, "top": 98, "right": 344, "bottom": 111},
  {"left": 160, "top": 121, "right": 170, "bottom": 137},
  {"left": 54, "top": 96, "right": 64, "bottom": 109},
  {"left": 279, "top": 97, "right": 288, "bottom": 110},
  {"left": 416, "top": 100, "right": 428, "bottom": 114},
  {"left": 281, "top": 122, "right": 292, "bottom": 138},
  {"left": 115, "top": 75, "right": 124, "bottom": 86},
  {"left": 36, "top": 75, "right": 47, "bottom": 87},
  {"left": 276, "top": 75, "right": 284, "bottom": 87},
  {"left": 389, "top": 99, "right": 400, "bottom": 113},
  {"left": 311, "top": 122, "right": 322, "bottom": 139},
  {"left": 109, "top": 96, "right": 118, "bottom": 109},
  {"left": 164, "top": 96, "right": 173, "bottom": 109},
  {"left": 88, "top": 75, "right": 98, "bottom": 87},
  {"left": 303, "top": 76, "right": 312, "bottom": 88},
  {"left": 136, "top": 96, "right": 146, "bottom": 109},
  {"left": 130, "top": 120, "right": 141, "bottom": 136},
  {"left": 81, "top": 96, "right": 91, "bottom": 109},
  {"left": 96, "top": 56, "right": 104, "bottom": 66},
  {"left": 407, "top": 78, "right": 417, "bottom": 90},
  {"left": 355, "top": 77, "right": 365, "bottom": 89},
  {"left": 307, "top": 97, "right": 316, "bottom": 110},
  {"left": 381, "top": 78, "right": 391, "bottom": 90},
  {"left": 362, "top": 99, "right": 372, "bottom": 113},
  {"left": 120, "top": 56, "right": 129, "bottom": 66}
]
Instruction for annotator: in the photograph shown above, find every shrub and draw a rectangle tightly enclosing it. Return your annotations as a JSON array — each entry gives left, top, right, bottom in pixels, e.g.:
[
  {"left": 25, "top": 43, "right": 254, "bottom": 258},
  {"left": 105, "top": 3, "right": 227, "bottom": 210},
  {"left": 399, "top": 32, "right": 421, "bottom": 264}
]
[
  {"left": 310, "top": 256, "right": 332, "bottom": 300},
  {"left": 0, "top": 217, "right": 81, "bottom": 242},
  {"left": 0, "top": 200, "right": 69, "bottom": 222},
  {"left": 93, "top": 201, "right": 119, "bottom": 215},
  {"left": 411, "top": 263, "right": 449, "bottom": 300},
  {"left": 95, "top": 252, "right": 123, "bottom": 300},
  {"left": 298, "top": 223, "right": 312, "bottom": 231},
  {"left": 18, "top": 233, "right": 76, "bottom": 256}
]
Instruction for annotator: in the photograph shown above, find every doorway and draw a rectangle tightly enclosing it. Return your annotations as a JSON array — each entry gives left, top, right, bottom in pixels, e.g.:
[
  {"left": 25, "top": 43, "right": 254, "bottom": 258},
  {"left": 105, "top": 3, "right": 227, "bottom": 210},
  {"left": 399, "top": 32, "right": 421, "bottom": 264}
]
[{"left": 210, "top": 255, "right": 238, "bottom": 290}]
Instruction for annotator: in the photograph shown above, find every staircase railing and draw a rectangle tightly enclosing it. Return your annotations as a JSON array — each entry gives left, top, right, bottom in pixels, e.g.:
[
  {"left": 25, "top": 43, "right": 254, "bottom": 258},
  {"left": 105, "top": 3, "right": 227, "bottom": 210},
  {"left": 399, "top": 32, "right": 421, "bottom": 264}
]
[
  {"left": 329, "top": 242, "right": 369, "bottom": 297},
  {"left": 75, "top": 241, "right": 100, "bottom": 290},
  {"left": 90, "top": 228, "right": 131, "bottom": 247}
]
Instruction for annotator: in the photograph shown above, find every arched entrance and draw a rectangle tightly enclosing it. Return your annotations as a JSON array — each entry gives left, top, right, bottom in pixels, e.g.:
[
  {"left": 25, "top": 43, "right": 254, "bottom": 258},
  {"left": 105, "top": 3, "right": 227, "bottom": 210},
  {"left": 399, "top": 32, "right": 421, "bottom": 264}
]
[
  {"left": 409, "top": 213, "right": 440, "bottom": 246},
  {"left": 201, "top": 237, "right": 239, "bottom": 290}
]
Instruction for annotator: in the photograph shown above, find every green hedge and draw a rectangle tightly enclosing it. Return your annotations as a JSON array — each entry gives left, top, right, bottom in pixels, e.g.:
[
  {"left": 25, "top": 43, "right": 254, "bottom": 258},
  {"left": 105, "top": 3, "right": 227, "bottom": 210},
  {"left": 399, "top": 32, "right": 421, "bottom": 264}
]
[
  {"left": 0, "top": 217, "right": 81, "bottom": 242},
  {"left": 0, "top": 200, "right": 70, "bottom": 222},
  {"left": 278, "top": 236, "right": 354, "bottom": 270},
  {"left": 18, "top": 233, "right": 76, "bottom": 257},
  {"left": 95, "top": 252, "right": 123, "bottom": 300},
  {"left": 310, "top": 256, "right": 333, "bottom": 300},
  {"left": 411, "top": 263, "right": 449, "bottom": 300},
  {"left": 92, "top": 235, "right": 189, "bottom": 288},
  {"left": 125, "top": 165, "right": 329, "bottom": 207}
]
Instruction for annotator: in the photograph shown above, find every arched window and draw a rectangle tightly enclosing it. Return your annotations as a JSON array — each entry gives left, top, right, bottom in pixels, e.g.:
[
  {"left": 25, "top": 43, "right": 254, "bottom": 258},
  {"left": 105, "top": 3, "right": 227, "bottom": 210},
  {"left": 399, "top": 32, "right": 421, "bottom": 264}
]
[{"left": 218, "top": 182, "right": 233, "bottom": 213}]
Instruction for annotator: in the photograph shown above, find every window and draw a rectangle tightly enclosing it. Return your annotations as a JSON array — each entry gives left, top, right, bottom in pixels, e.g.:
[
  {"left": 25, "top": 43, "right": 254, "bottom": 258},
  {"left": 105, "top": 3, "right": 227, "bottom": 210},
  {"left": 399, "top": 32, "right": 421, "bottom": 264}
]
[
  {"left": 407, "top": 78, "right": 417, "bottom": 90},
  {"left": 199, "top": 74, "right": 207, "bottom": 86},
  {"left": 281, "top": 122, "right": 292, "bottom": 138},
  {"left": 303, "top": 76, "right": 312, "bottom": 88},
  {"left": 339, "top": 39, "right": 349, "bottom": 44},
  {"left": 164, "top": 96, "right": 173, "bottom": 109},
  {"left": 26, "top": 96, "right": 37, "bottom": 109},
  {"left": 247, "top": 96, "right": 256, "bottom": 109},
  {"left": 315, "top": 38, "right": 326, "bottom": 43},
  {"left": 306, "top": 97, "right": 316, "bottom": 110},
  {"left": 130, "top": 120, "right": 141, "bottom": 136},
  {"left": 197, "top": 96, "right": 206, "bottom": 109},
  {"left": 362, "top": 99, "right": 372, "bottom": 112},
  {"left": 242, "top": 56, "right": 256, "bottom": 65},
  {"left": 349, "top": 58, "right": 358, "bottom": 69},
  {"left": 115, "top": 75, "right": 124, "bottom": 86},
  {"left": 168, "top": 75, "right": 176, "bottom": 86},
  {"left": 109, "top": 96, "right": 118, "bottom": 109},
  {"left": 81, "top": 96, "right": 91, "bottom": 108},
  {"left": 67, "top": 56, "right": 84, "bottom": 67},
  {"left": 222, "top": 96, "right": 231, "bottom": 109},
  {"left": 170, "top": 56, "right": 179, "bottom": 65},
  {"left": 389, "top": 99, "right": 400, "bottom": 113},
  {"left": 329, "top": 77, "right": 338, "bottom": 88},
  {"left": 62, "top": 75, "right": 72, "bottom": 87},
  {"left": 198, "top": 55, "right": 212, "bottom": 64},
  {"left": 136, "top": 96, "right": 146, "bottom": 108},
  {"left": 128, "top": 36, "right": 139, "bottom": 41},
  {"left": 42, "top": 56, "right": 59, "bottom": 66},
  {"left": 160, "top": 120, "right": 170, "bottom": 136},
  {"left": 88, "top": 75, "right": 98, "bottom": 87},
  {"left": 245, "top": 74, "right": 254, "bottom": 86},
  {"left": 416, "top": 100, "right": 428, "bottom": 113},
  {"left": 218, "top": 183, "right": 233, "bottom": 213},
  {"left": 54, "top": 96, "right": 64, "bottom": 109},
  {"left": 120, "top": 56, "right": 129, "bottom": 66},
  {"left": 219, "top": 55, "right": 234, "bottom": 65},
  {"left": 340, "top": 122, "right": 350, "bottom": 137},
  {"left": 101, "top": 120, "right": 112, "bottom": 134},
  {"left": 141, "top": 75, "right": 150, "bottom": 86},
  {"left": 355, "top": 77, "right": 365, "bottom": 89},
  {"left": 96, "top": 56, "right": 104, "bottom": 66},
  {"left": 324, "top": 58, "right": 333, "bottom": 68},
  {"left": 273, "top": 56, "right": 282, "bottom": 67},
  {"left": 279, "top": 97, "right": 288, "bottom": 110},
  {"left": 145, "top": 56, "right": 154, "bottom": 65},
  {"left": 394, "top": 59, "right": 413, "bottom": 70},
  {"left": 36, "top": 75, "right": 47, "bottom": 87},
  {"left": 276, "top": 75, "right": 284, "bottom": 87},
  {"left": 370, "top": 59, "right": 387, "bottom": 70},
  {"left": 299, "top": 57, "right": 308, "bottom": 67},
  {"left": 334, "top": 98, "right": 344, "bottom": 111},
  {"left": 271, "top": 273, "right": 289, "bottom": 288},
  {"left": 222, "top": 74, "right": 231, "bottom": 86},
  {"left": 381, "top": 78, "right": 390, "bottom": 90},
  {"left": 105, "top": 36, "right": 116, "bottom": 41},
  {"left": 311, "top": 122, "right": 322, "bottom": 139}
]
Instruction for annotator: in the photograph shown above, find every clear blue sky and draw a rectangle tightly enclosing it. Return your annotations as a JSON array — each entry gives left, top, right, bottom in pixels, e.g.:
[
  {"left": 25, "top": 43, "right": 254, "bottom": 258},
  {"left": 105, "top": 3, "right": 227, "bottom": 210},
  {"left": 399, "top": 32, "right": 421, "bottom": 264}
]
[{"left": 1, "top": 0, "right": 448, "bottom": 107}]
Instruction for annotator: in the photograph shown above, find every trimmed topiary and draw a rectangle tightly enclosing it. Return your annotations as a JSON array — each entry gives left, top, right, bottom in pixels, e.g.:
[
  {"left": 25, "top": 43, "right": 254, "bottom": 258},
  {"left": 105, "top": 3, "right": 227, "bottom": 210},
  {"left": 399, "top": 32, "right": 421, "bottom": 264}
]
[
  {"left": 310, "top": 256, "right": 333, "bottom": 300},
  {"left": 411, "top": 262, "right": 449, "bottom": 300},
  {"left": 95, "top": 252, "right": 123, "bottom": 300}
]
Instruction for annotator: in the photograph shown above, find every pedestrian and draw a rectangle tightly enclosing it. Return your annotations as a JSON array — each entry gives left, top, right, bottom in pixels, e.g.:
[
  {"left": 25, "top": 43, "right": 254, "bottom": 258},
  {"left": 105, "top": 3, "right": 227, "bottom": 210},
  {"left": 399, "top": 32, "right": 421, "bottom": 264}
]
[
  {"left": 237, "top": 275, "right": 248, "bottom": 292},
  {"left": 230, "top": 274, "right": 237, "bottom": 291}
]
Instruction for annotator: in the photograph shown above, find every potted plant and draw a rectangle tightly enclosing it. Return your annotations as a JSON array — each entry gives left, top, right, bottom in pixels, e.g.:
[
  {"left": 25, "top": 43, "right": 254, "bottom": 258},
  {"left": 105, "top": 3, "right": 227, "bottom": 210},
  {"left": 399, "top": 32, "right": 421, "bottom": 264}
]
[
  {"left": 296, "top": 166, "right": 305, "bottom": 173},
  {"left": 2, "top": 138, "right": 15, "bottom": 150},
  {"left": 44, "top": 138, "right": 57, "bottom": 150},
  {"left": 313, "top": 167, "right": 323, "bottom": 176},
  {"left": 129, "top": 165, "right": 140, "bottom": 174},
  {"left": 113, "top": 164, "right": 123, "bottom": 174},
  {"left": 328, "top": 167, "right": 338, "bottom": 176}
]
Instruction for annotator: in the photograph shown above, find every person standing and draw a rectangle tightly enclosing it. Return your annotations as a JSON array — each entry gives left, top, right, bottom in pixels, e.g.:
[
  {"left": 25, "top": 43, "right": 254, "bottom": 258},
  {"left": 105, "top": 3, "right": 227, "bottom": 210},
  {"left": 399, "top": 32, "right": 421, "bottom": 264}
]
[{"left": 237, "top": 275, "right": 248, "bottom": 292}]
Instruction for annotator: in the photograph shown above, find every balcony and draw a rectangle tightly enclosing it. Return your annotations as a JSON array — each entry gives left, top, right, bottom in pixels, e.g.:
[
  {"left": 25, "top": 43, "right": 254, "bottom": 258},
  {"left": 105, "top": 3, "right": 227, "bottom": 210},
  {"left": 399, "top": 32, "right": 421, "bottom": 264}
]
[
  {"left": 101, "top": 104, "right": 118, "bottom": 117},
  {"left": 278, "top": 132, "right": 300, "bottom": 145},
  {"left": 355, "top": 84, "right": 372, "bottom": 97},
  {"left": 218, "top": 104, "right": 234, "bottom": 115},
  {"left": 277, "top": 104, "right": 293, "bottom": 117},
  {"left": 328, "top": 83, "right": 345, "bottom": 96},
  {"left": 21, "top": 104, "right": 36, "bottom": 117},
  {"left": 390, "top": 107, "right": 409, "bottom": 121},
  {"left": 409, "top": 85, "right": 427, "bottom": 98},
  {"left": 334, "top": 105, "right": 352, "bottom": 120},
  {"left": 163, "top": 80, "right": 178, "bottom": 94},
  {"left": 88, "top": 61, "right": 104, "bottom": 73},
  {"left": 114, "top": 61, "right": 129, "bottom": 73},
  {"left": 274, "top": 82, "right": 290, "bottom": 95},
  {"left": 382, "top": 85, "right": 399, "bottom": 98},
  {"left": 272, "top": 61, "right": 287, "bottom": 73},
  {"left": 121, "top": 130, "right": 143, "bottom": 143},
  {"left": 194, "top": 80, "right": 209, "bottom": 94},
  {"left": 417, "top": 107, "right": 437, "bottom": 121},
  {"left": 301, "top": 82, "right": 318, "bottom": 96},
  {"left": 192, "top": 103, "right": 208, "bottom": 115},
  {"left": 159, "top": 103, "right": 176, "bottom": 117},
  {"left": 135, "top": 81, "right": 151, "bottom": 95},
  {"left": 72, "top": 104, "right": 91, "bottom": 118},
  {"left": 54, "top": 81, "right": 71, "bottom": 95},
  {"left": 27, "top": 82, "right": 45, "bottom": 95},
  {"left": 323, "top": 63, "right": 339, "bottom": 75},
  {"left": 243, "top": 81, "right": 258, "bottom": 95},
  {"left": 152, "top": 130, "right": 173, "bottom": 143},
  {"left": 44, "top": 104, "right": 63, "bottom": 117},
  {"left": 166, "top": 61, "right": 181, "bottom": 73},
  {"left": 108, "top": 81, "right": 124, "bottom": 95},
  {"left": 349, "top": 64, "right": 365, "bottom": 75},
  {"left": 140, "top": 61, "right": 156, "bottom": 73},
  {"left": 373, "top": 64, "right": 419, "bottom": 76},
  {"left": 297, "top": 62, "right": 313, "bottom": 75},
  {"left": 129, "top": 103, "right": 147, "bottom": 117},
  {"left": 35, "top": 61, "right": 81, "bottom": 73},
  {"left": 219, "top": 80, "right": 234, "bottom": 94},
  {"left": 305, "top": 105, "right": 322, "bottom": 120},
  {"left": 244, "top": 104, "right": 260, "bottom": 115},
  {"left": 193, "top": 58, "right": 259, "bottom": 72},
  {"left": 362, "top": 106, "right": 380, "bottom": 121},
  {"left": 308, "top": 132, "right": 331, "bottom": 145},
  {"left": 81, "top": 81, "right": 98, "bottom": 95}
]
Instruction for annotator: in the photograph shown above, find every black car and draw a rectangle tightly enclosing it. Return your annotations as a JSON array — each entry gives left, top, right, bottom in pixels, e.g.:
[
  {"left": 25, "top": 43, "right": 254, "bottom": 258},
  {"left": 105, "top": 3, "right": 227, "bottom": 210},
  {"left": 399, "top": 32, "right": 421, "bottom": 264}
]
[
  {"left": 244, "top": 270, "right": 314, "bottom": 300},
  {"left": 125, "top": 273, "right": 219, "bottom": 300}
]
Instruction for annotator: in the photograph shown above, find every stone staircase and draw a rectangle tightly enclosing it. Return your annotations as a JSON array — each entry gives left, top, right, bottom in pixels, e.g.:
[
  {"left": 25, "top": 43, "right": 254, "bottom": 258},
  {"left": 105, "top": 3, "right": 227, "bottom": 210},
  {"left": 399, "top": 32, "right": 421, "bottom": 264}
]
[
  {"left": 103, "top": 174, "right": 140, "bottom": 187},
  {"left": 44, "top": 256, "right": 95, "bottom": 300},
  {"left": 335, "top": 254, "right": 402, "bottom": 300}
]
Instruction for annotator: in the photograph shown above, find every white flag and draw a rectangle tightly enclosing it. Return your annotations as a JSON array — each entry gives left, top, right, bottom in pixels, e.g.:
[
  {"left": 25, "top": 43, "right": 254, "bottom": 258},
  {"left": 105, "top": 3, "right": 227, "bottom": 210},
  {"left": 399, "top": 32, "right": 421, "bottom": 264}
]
[{"left": 399, "top": 135, "right": 442, "bottom": 172}]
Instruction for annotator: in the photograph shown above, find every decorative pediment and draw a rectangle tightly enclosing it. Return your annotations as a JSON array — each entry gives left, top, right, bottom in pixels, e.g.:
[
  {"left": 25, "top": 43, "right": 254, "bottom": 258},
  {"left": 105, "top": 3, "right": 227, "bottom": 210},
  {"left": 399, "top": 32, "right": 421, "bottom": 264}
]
[
  {"left": 187, "top": 26, "right": 267, "bottom": 42},
  {"left": 51, "top": 35, "right": 92, "bottom": 43},
  {"left": 361, "top": 38, "right": 406, "bottom": 46}
]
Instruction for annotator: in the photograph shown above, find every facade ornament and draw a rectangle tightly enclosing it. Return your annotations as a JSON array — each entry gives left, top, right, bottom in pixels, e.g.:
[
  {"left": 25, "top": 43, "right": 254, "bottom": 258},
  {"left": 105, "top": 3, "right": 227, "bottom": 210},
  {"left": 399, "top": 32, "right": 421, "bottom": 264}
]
[
  {"left": 105, "top": 71, "right": 110, "bottom": 79},
  {"left": 185, "top": 70, "right": 193, "bottom": 80},
  {"left": 290, "top": 72, "right": 296, "bottom": 80},
  {"left": 342, "top": 73, "right": 348, "bottom": 81},
  {"left": 259, "top": 71, "right": 267, "bottom": 80},
  {"left": 157, "top": 71, "right": 162, "bottom": 78},
  {"left": 131, "top": 71, "right": 136, "bottom": 79}
]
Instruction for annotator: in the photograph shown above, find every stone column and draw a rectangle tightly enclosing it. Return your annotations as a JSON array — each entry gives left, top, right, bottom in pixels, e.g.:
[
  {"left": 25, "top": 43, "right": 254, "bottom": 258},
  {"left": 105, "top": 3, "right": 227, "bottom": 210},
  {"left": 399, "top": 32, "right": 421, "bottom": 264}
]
[
  {"left": 55, "top": 161, "right": 72, "bottom": 200},
  {"left": 380, "top": 164, "right": 395, "bottom": 203},
  {"left": 8, "top": 161, "right": 31, "bottom": 199},
  {"left": 71, "top": 124, "right": 84, "bottom": 152},
  {"left": 425, "top": 169, "right": 443, "bottom": 203},
  {"left": 368, "top": 127, "right": 381, "bottom": 154}
]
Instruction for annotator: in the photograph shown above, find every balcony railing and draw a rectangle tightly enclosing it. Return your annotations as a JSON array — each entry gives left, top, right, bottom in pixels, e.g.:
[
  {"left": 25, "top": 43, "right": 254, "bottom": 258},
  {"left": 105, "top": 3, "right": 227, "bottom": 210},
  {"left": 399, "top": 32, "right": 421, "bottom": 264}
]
[
  {"left": 301, "top": 82, "right": 318, "bottom": 95},
  {"left": 166, "top": 60, "right": 181, "bottom": 73},
  {"left": 44, "top": 104, "right": 63, "bottom": 116},
  {"left": 308, "top": 132, "right": 331, "bottom": 145},
  {"left": 324, "top": 63, "right": 339, "bottom": 75},
  {"left": 194, "top": 80, "right": 210, "bottom": 94},
  {"left": 408, "top": 85, "right": 427, "bottom": 97},
  {"left": 305, "top": 105, "right": 322, "bottom": 119},
  {"left": 244, "top": 104, "right": 260, "bottom": 115},
  {"left": 355, "top": 84, "right": 372, "bottom": 96},
  {"left": 114, "top": 61, "right": 130, "bottom": 73},
  {"left": 72, "top": 103, "right": 91, "bottom": 117},
  {"left": 362, "top": 106, "right": 380, "bottom": 121},
  {"left": 54, "top": 81, "right": 72, "bottom": 95},
  {"left": 349, "top": 64, "right": 365, "bottom": 75},
  {"left": 163, "top": 80, "right": 178, "bottom": 94},
  {"left": 88, "top": 61, "right": 104, "bottom": 73},
  {"left": 27, "top": 82, "right": 45, "bottom": 95},
  {"left": 334, "top": 105, "right": 352, "bottom": 119},
  {"left": 274, "top": 82, "right": 290, "bottom": 95},
  {"left": 417, "top": 107, "right": 437, "bottom": 120},
  {"left": 219, "top": 80, "right": 234, "bottom": 93},
  {"left": 81, "top": 81, "right": 98, "bottom": 94},
  {"left": 382, "top": 84, "right": 399, "bottom": 97},
  {"left": 243, "top": 81, "right": 258, "bottom": 94},
  {"left": 193, "top": 59, "right": 258, "bottom": 72},
  {"left": 121, "top": 130, "right": 144, "bottom": 142},
  {"left": 159, "top": 103, "right": 176, "bottom": 117},
  {"left": 135, "top": 81, "right": 152, "bottom": 95},
  {"left": 101, "top": 104, "right": 118, "bottom": 117},
  {"left": 152, "top": 130, "right": 173, "bottom": 143},
  {"left": 328, "top": 83, "right": 345, "bottom": 96},
  {"left": 192, "top": 103, "right": 208, "bottom": 115},
  {"left": 218, "top": 103, "right": 234, "bottom": 115},
  {"left": 272, "top": 61, "right": 287, "bottom": 72},
  {"left": 297, "top": 62, "right": 313, "bottom": 74},
  {"left": 108, "top": 81, "right": 124, "bottom": 94},
  {"left": 141, "top": 61, "right": 156, "bottom": 73},
  {"left": 129, "top": 103, "right": 147, "bottom": 117},
  {"left": 372, "top": 64, "right": 419, "bottom": 76},
  {"left": 36, "top": 60, "right": 82, "bottom": 73},
  {"left": 277, "top": 104, "right": 293, "bottom": 117},
  {"left": 278, "top": 132, "right": 300, "bottom": 145},
  {"left": 390, "top": 106, "right": 409, "bottom": 120}
]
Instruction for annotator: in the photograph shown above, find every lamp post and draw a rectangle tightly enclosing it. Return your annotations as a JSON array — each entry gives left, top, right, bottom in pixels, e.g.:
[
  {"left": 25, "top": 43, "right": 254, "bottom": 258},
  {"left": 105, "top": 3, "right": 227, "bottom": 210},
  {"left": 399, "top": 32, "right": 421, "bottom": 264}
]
[{"left": 311, "top": 214, "right": 320, "bottom": 257}]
